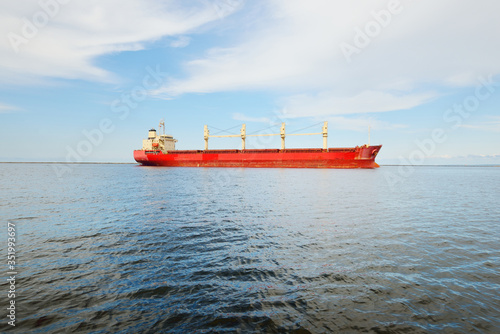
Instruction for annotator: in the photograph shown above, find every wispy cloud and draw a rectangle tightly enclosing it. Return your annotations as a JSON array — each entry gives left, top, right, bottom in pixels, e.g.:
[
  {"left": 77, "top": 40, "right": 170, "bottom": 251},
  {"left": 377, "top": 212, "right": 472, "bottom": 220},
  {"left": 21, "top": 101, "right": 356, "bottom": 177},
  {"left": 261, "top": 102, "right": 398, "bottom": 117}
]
[
  {"left": 324, "top": 115, "right": 407, "bottom": 132},
  {"left": 459, "top": 116, "right": 500, "bottom": 132},
  {"left": 232, "top": 112, "right": 270, "bottom": 123},
  {"left": 169, "top": 36, "right": 191, "bottom": 48},
  {"left": 280, "top": 90, "right": 436, "bottom": 117},
  {"left": 0, "top": 0, "right": 241, "bottom": 83},
  {"left": 232, "top": 111, "right": 406, "bottom": 132},
  {"left": 434, "top": 154, "right": 500, "bottom": 159},
  {"left": 380, "top": 153, "right": 500, "bottom": 165},
  {"left": 0, "top": 103, "right": 19, "bottom": 113},
  {"left": 152, "top": 0, "right": 500, "bottom": 116}
]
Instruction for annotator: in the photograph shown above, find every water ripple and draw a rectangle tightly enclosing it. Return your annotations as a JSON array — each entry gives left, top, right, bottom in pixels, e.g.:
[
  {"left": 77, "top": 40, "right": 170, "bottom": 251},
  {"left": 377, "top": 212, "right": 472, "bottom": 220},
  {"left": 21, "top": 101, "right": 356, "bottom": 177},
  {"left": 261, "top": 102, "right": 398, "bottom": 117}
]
[{"left": 0, "top": 164, "right": 499, "bottom": 333}]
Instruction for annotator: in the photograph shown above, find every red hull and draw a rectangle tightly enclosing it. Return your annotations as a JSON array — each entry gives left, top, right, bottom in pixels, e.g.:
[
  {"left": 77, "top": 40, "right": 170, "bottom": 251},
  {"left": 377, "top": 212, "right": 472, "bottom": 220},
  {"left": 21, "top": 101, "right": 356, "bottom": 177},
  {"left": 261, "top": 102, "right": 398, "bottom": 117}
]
[{"left": 134, "top": 146, "right": 382, "bottom": 168}]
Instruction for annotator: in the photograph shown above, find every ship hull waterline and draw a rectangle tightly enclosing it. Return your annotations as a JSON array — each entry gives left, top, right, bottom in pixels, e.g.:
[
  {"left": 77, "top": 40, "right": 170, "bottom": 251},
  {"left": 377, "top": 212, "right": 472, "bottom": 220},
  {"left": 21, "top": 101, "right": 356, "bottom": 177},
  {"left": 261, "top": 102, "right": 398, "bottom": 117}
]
[{"left": 134, "top": 145, "right": 382, "bottom": 169}]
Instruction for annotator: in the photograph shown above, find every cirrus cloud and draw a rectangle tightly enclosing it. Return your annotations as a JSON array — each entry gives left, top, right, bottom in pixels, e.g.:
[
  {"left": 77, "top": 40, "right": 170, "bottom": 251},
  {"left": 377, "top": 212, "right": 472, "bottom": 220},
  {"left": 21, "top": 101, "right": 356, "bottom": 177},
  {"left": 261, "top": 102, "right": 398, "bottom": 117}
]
[{"left": 0, "top": 0, "right": 241, "bottom": 84}]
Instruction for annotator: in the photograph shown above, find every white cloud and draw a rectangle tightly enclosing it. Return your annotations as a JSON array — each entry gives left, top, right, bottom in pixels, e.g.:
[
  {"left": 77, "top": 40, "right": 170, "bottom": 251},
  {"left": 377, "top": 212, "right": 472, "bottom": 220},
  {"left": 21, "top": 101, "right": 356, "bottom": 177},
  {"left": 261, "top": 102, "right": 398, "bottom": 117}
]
[
  {"left": 232, "top": 111, "right": 406, "bottom": 132},
  {"left": 2, "top": 0, "right": 499, "bottom": 121},
  {"left": 280, "top": 90, "right": 436, "bottom": 118},
  {"left": 324, "top": 116, "right": 407, "bottom": 132},
  {"left": 379, "top": 154, "right": 500, "bottom": 165},
  {"left": 169, "top": 36, "right": 191, "bottom": 48},
  {"left": 232, "top": 112, "right": 270, "bottom": 123},
  {"left": 0, "top": 103, "right": 19, "bottom": 113},
  {"left": 459, "top": 116, "right": 500, "bottom": 132},
  {"left": 426, "top": 154, "right": 500, "bottom": 165},
  {"left": 152, "top": 0, "right": 500, "bottom": 116},
  {"left": 0, "top": 0, "right": 240, "bottom": 83}
]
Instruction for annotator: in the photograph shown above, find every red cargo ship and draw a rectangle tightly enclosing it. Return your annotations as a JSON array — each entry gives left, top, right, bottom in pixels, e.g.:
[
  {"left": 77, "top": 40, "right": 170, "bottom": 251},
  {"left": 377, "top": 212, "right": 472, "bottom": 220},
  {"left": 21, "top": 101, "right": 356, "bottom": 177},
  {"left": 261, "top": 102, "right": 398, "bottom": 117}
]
[{"left": 134, "top": 121, "right": 382, "bottom": 168}]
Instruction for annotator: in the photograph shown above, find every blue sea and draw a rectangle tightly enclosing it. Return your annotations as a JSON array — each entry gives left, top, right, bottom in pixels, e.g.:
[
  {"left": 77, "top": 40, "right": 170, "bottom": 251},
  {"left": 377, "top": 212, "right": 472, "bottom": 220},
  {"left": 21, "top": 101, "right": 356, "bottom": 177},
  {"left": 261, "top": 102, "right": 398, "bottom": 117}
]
[{"left": 1, "top": 163, "right": 499, "bottom": 333}]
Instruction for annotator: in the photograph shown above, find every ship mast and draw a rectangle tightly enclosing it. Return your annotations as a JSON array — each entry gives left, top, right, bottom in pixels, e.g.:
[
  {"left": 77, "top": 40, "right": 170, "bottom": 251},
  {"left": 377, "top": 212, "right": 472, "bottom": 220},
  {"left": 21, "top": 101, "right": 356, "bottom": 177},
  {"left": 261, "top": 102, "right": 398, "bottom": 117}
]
[
  {"left": 159, "top": 119, "right": 165, "bottom": 136},
  {"left": 368, "top": 125, "right": 371, "bottom": 146},
  {"left": 322, "top": 121, "right": 328, "bottom": 150}
]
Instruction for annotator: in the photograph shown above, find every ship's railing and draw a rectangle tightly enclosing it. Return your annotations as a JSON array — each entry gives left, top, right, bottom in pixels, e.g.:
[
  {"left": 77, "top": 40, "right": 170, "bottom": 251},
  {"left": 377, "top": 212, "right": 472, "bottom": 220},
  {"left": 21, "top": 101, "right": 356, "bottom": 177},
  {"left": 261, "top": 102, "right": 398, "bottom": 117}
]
[
  {"left": 282, "top": 148, "right": 324, "bottom": 153},
  {"left": 203, "top": 150, "right": 240, "bottom": 154},
  {"left": 241, "top": 149, "right": 280, "bottom": 153},
  {"left": 328, "top": 148, "right": 356, "bottom": 152},
  {"left": 171, "top": 150, "right": 202, "bottom": 154}
]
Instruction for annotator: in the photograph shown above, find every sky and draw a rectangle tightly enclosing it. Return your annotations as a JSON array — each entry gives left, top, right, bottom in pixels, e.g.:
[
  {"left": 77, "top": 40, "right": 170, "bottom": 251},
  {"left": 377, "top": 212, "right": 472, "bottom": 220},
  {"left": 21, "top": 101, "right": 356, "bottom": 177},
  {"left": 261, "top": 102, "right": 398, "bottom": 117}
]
[{"left": 1, "top": 0, "right": 499, "bottom": 164}]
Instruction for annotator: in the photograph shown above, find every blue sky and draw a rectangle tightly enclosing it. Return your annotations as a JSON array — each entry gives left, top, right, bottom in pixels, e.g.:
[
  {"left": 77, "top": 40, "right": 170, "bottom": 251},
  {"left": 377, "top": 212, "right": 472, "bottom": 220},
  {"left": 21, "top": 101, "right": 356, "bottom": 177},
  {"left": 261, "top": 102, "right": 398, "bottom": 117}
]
[{"left": 1, "top": 0, "right": 499, "bottom": 164}]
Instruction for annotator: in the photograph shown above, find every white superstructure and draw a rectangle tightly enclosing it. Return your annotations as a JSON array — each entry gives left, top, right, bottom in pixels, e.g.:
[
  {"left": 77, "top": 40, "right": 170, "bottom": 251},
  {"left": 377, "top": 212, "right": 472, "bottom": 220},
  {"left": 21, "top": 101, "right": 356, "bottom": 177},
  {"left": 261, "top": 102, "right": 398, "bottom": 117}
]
[{"left": 142, "top": 121, "right": 177, "bottom": 152}]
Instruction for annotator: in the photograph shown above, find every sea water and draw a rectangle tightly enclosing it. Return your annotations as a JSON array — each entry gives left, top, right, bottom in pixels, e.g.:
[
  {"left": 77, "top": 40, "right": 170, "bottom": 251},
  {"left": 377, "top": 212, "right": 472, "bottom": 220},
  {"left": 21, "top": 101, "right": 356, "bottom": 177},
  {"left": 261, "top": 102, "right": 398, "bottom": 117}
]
[{"left": 0, "top": 163, "right": 499, "bottom": 333}]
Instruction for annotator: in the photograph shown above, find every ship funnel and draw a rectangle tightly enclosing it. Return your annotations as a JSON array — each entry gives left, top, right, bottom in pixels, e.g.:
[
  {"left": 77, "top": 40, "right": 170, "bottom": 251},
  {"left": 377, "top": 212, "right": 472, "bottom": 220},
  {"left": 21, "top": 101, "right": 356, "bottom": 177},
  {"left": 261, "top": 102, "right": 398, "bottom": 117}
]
[{"left": 148, "top": 129, "right": 157, "bottom": 139}]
